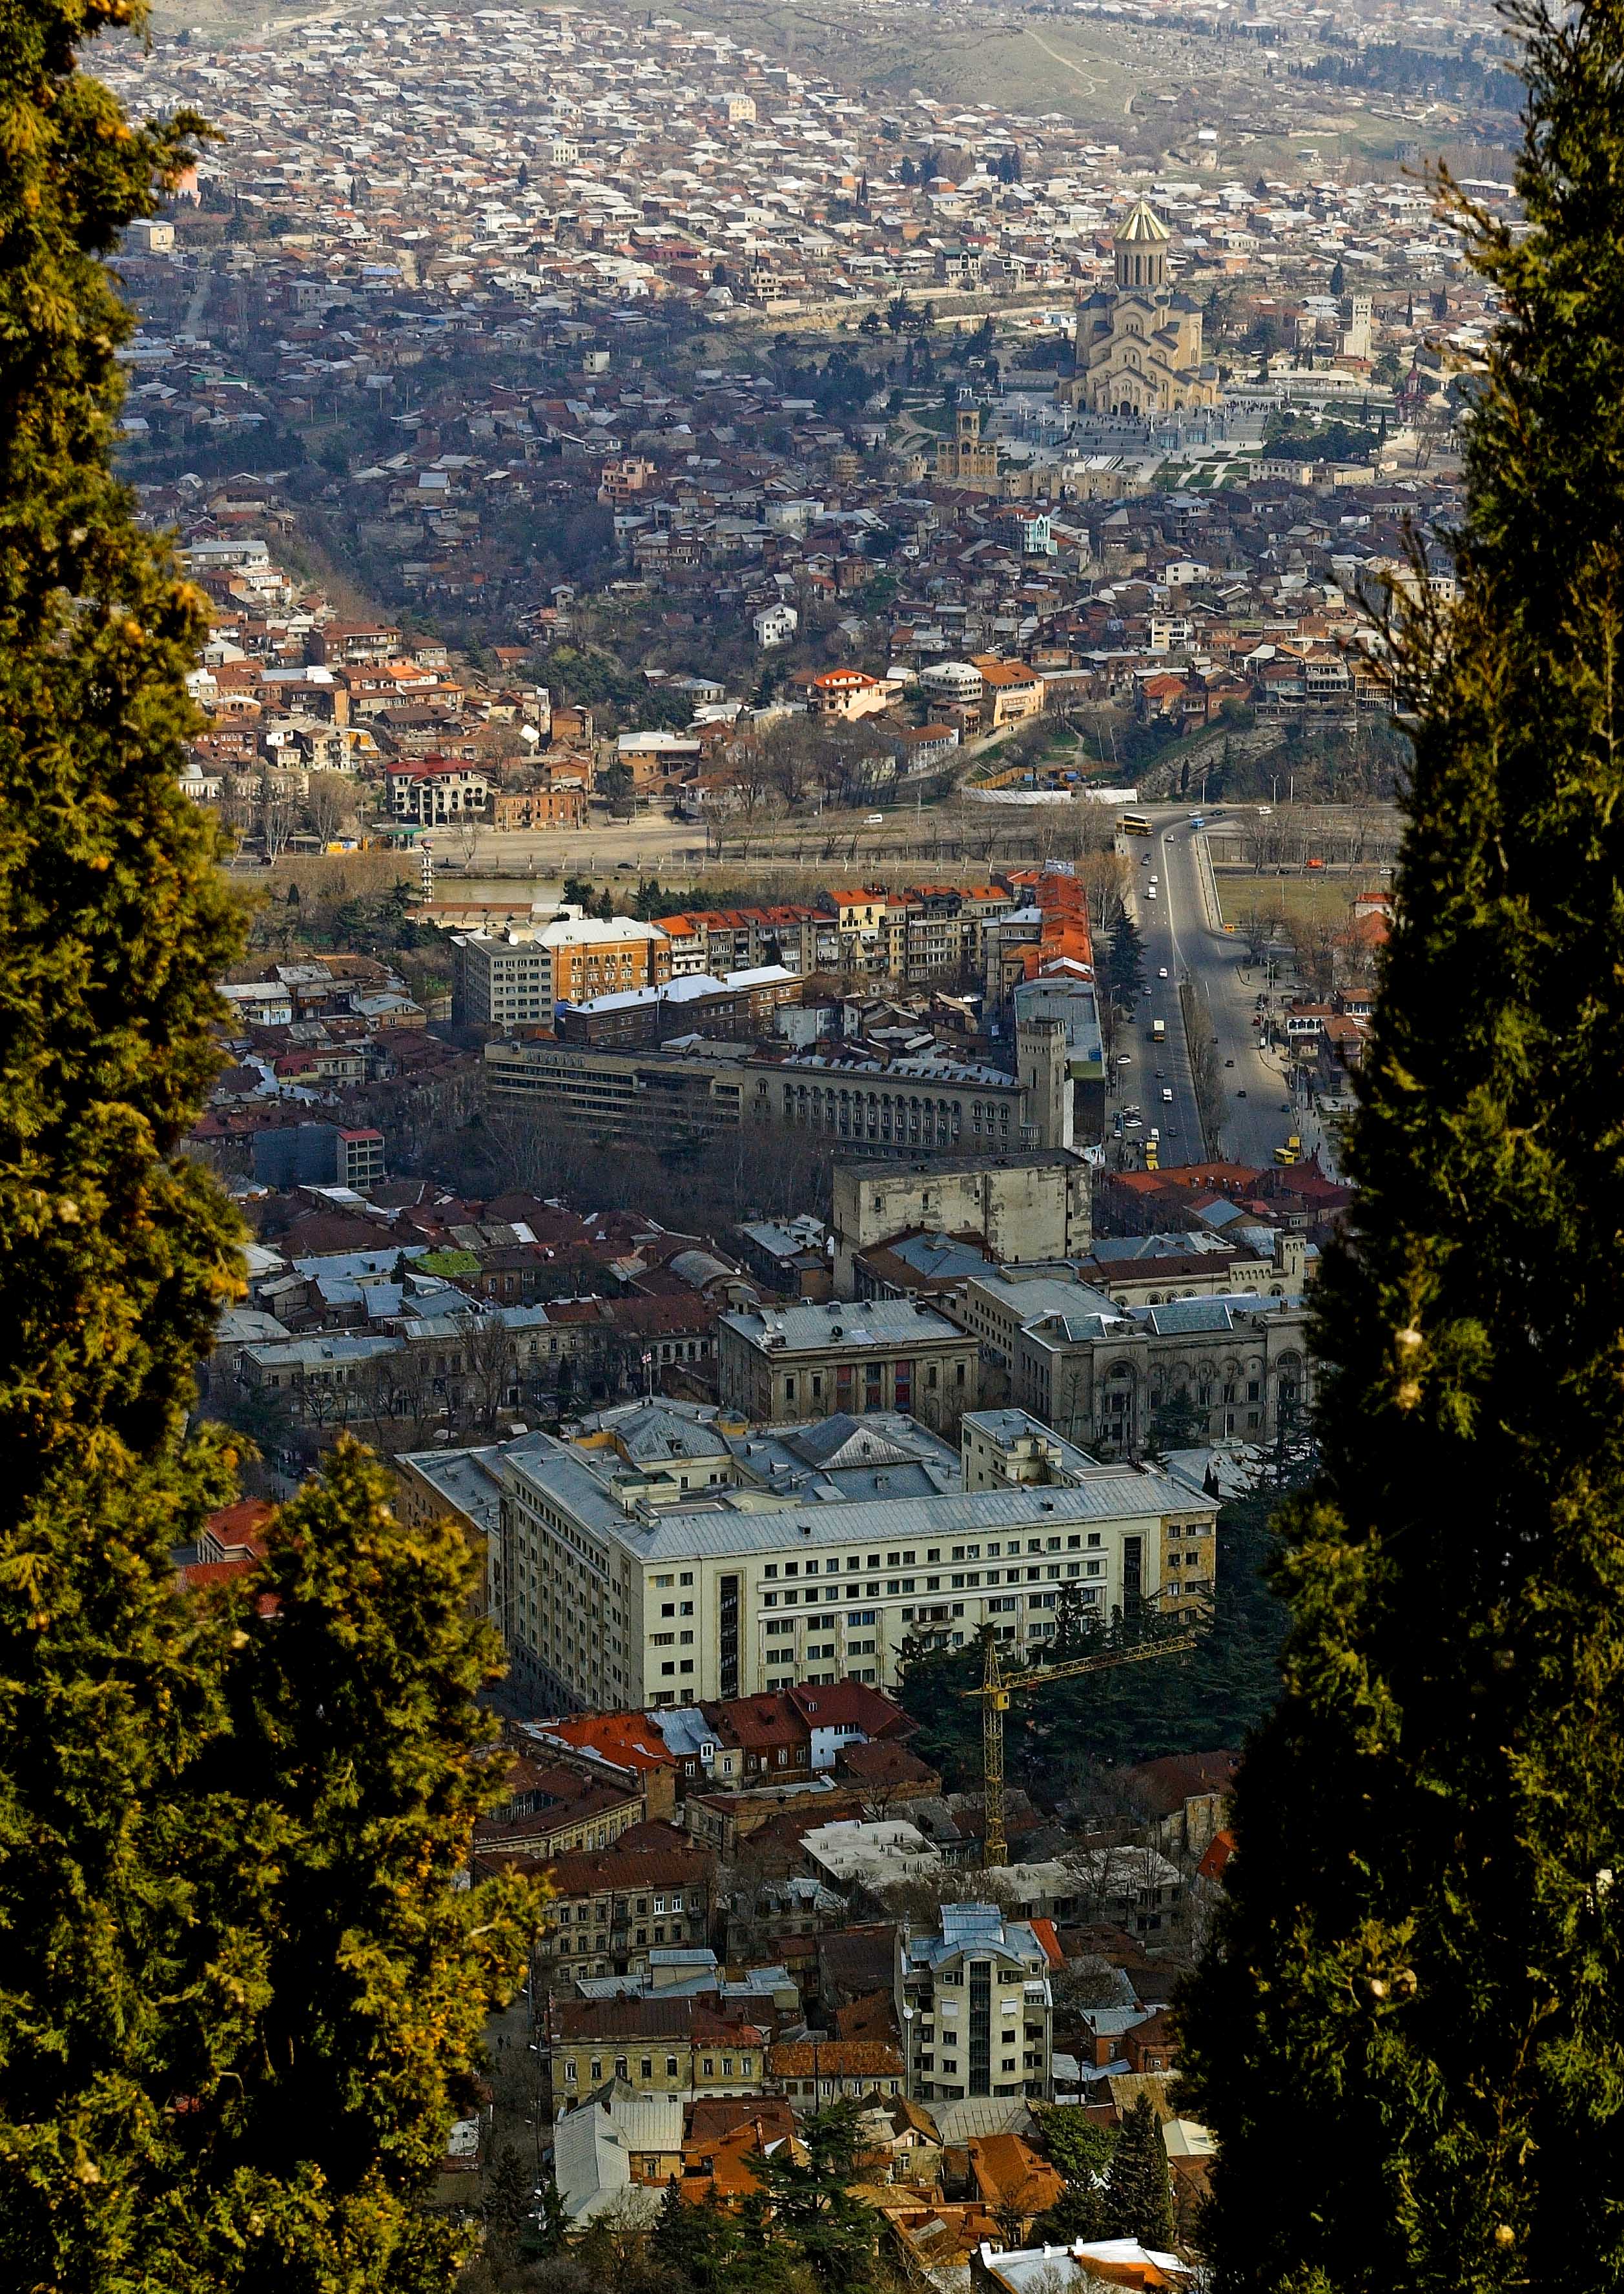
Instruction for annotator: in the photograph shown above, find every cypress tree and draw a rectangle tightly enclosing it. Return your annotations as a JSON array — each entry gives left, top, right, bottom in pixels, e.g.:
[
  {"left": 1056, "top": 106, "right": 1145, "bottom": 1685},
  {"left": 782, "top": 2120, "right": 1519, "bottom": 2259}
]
[
  {"left": 752, "top": 2098, "right": 879, "bottom": 2292},
  {"left": 0, "top": 0, "right": 248, "bottom": 2268},
  {"left": 174, "top": 1446, "right": 531, "bottom": 2284},
  {"left": 1178, "top": 6, "right": 1624, "bottom": 2288},
  {"left": 0, "top": 1, "right": 531, "bottom": 2282}
]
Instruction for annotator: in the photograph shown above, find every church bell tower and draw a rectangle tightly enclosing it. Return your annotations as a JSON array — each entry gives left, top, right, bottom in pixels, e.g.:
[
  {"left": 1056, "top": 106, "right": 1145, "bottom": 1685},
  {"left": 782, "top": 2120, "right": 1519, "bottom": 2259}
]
[{"left": 1114, "top": 198, "right": 1171, "bottom": 294}]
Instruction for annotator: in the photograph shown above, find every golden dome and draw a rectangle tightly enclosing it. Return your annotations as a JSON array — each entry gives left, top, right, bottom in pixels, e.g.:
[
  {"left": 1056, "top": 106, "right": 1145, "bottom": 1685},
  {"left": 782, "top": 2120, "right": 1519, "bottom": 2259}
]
[{"left": 1115, "top": 198, "right": 1171, "bottom": 245}]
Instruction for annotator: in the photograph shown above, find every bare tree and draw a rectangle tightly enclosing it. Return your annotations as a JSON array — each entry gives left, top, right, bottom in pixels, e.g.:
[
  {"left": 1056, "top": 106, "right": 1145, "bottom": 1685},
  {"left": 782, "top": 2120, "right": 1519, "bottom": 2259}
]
[
  {"left": 761, "top": 713, "right": 823, "bottom": 810},
  {"left": 455, "top": 1310, "right": 520, "bottom": 1435},
  {"left": 260, "top": 772, "right": 299, "bottom": 864},
  {"left": 305, "top": 770, "right": 352, "bottom": 845}
]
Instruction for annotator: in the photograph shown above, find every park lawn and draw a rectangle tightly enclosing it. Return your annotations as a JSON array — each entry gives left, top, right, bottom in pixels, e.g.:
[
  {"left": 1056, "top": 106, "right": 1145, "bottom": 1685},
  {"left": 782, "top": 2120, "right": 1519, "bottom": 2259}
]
[{"left": 1215, "top": 869, "right": 1387, "bottom": 932}]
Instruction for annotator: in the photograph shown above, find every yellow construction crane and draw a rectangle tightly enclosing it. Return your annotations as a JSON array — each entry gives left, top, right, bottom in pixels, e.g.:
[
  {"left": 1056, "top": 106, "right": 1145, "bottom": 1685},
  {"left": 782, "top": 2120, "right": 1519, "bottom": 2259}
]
[{"left": 961, "top": 1619, "right": 1202, "bottom": 1867}]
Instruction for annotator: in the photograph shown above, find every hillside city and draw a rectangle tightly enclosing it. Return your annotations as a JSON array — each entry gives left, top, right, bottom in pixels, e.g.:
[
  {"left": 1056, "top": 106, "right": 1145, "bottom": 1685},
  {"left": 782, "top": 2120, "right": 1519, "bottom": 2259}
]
[{"left": 97, "top": 0, "right": 1525, "bottom": 2284}]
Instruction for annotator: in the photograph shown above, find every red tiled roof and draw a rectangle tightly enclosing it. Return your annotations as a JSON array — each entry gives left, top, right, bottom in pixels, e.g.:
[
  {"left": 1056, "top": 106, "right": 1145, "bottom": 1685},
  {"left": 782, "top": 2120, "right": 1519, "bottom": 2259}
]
[{"left": 539, "top": 1713, "right": 679, "bottom": 1773}]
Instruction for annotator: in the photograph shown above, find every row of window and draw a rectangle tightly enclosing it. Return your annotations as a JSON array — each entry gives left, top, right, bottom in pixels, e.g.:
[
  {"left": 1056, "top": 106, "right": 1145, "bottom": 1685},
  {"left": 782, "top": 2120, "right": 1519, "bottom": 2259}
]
[
  {"left": 761, "top": 1531, "right": 1096, "bottom": 1580},
  {"left": 560, "top": 2054, "right": 754, "bottom": 2084}
]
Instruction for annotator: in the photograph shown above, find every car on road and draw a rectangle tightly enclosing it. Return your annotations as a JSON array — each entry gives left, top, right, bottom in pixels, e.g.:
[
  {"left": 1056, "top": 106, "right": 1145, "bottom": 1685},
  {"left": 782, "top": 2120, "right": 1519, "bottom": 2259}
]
[
  {"left": 1116, "top": 1053, "right": 1133, "bottom": 1065},
  {"left": 865, "top": 813, "right": 885, "bottom": 824},
  {"left": 1279, "top": 1101, "right": 1291, "bottom": 1112},
  {"left": 1224, "top": 1057, "right": 1235, "bottom": 1067},
  {"left": 1162, "top": 1087, "right": 1174, "bottom": 1103},
  {"left": 1145, "top": 884, "right": 1158, "bottom": 899},
  {"left": 1158, "top": 966, "right": 1169, "bottom": 979},
  {"left": 1236, "top": 1089, "right": 1247, "bottom": 1099}
]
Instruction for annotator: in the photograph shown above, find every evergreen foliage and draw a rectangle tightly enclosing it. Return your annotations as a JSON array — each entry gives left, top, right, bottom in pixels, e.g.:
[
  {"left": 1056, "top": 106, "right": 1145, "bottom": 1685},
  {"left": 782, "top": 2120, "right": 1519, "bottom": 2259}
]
[
  {"left": 180, "top": 1446, "right": 533, "bottom": 2282},
  {"left": 1106, "top": 912, "right": 1146, "bottom": 1007},
  {"left": 0, "top": 0, "right": 531, "bottom": 2281},
  {"left": 1179, "top": 7, "right": 1624, "bottom": 2286},
  {"left": 1034, "top": 2104, "right": 1118, "bottom": 2187},
  {"left": 751, "top": 2100, "right": 880, "bottom": 2293},
  {"left": 1103, "top": 2097, "right": 1172, "bottom": 2251},
  {"left": 482, "top": 2143, "right": 532, "bottom": 2277},
  {"left": 0, "top": 0, "right": 250, "bottom": 2267},
  {"left": 896, "top": 1493, "right": 1288, "bottom": 1781}
]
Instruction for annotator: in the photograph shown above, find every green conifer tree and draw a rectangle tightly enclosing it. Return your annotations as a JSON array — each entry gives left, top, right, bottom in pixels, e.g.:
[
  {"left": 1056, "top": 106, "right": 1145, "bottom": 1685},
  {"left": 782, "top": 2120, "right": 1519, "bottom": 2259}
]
[
  {"left": 1103, "top": 2096, "right": 1172, "bottom": 2251},
  {"left": 1178, "top": 7, "right": 1624, "bottom": 2288},
  {"left": 0, "top": 0, "right": 249, "bottom": 2268},
  {"left": 172, "top": 1446, "right": 531, "bottom": 2282},
  {"left": 752, "top": 2098, "right": 879, "bottom": 2292},
  {"left": 0, "top": 1, "right": 530, "bottom": 2282},
  {"left": 482, "top": 2142, "right": 532, "bottom": 2279}
]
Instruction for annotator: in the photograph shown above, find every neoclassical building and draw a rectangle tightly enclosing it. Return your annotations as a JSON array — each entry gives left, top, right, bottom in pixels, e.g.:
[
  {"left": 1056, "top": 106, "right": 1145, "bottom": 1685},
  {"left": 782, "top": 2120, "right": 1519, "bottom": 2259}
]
[{"left": 1070, "top": 199, "right": 1218, "bottom": 418}]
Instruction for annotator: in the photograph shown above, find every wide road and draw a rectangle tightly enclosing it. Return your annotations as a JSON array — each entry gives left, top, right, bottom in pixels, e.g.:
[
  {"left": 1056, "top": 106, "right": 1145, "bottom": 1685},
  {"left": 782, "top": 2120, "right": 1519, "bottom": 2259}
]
[
  {"left": 1131, "top": 808, "right": 1303, "bottom": 1170},
  {"left": 1116, "top": 828, "right": 1203, "bottom": 1169}
]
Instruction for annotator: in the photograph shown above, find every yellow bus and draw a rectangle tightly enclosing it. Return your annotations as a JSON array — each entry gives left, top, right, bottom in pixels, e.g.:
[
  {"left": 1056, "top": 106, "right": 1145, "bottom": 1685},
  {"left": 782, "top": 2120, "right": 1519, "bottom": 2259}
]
[
  {"left": 1273, "top": 1134, "right": 1302, "bottom": 1166},
  {"left": 1118, "top": 810, "right": 1153, "bottom": 837}
]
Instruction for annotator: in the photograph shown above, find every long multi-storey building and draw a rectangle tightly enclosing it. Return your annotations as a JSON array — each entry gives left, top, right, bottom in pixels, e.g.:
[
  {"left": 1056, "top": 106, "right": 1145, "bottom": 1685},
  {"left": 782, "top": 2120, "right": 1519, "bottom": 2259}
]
[
  {"left": 483, "top": 1015, "right": 1076, "bottom": 1157},
  {"left": 489, "top": 1398, "right": 1218, "bottom": 1715}
]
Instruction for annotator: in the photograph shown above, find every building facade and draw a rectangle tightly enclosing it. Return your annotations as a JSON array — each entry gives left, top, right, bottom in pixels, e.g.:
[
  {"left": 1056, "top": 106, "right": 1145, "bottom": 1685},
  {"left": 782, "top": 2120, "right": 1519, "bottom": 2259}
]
[
  {"left": 489, "top": 1399, "right": 1217, "bottom": 1714},
  {"left": 963, "top": 1278, "right": 1315, "bottom": 1454},
  {"left": 484, "top": 1018, "right": 1076, "bottom": 1158},
  {"left": 717, "top": 1298, "right": 979, "bottom": 1427},
  {"left": 550, "top": 1999, "right": 766, "bottom": 2106},
  {"left": 894, "top": 1902, "right": 1054, "bottom": 2104},
  {"left": 831, "top": 1149, "right": 1091, "bottom": 1295},
  {"left": 455, "top": 916, "right": 671, "bottom": 1029}
]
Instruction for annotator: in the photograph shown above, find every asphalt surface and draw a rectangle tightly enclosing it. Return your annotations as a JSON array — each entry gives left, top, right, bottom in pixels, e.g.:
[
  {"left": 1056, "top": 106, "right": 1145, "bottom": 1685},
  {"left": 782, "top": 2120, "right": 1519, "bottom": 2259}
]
[{"left": 1118, "top": 808, "right": 1305, "bottom": 1172}]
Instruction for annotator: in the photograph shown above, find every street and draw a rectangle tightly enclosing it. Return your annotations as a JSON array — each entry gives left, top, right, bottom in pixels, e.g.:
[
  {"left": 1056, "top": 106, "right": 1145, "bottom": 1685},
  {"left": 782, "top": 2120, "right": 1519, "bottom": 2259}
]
[{"left": 1122, "top": 808, "right": 1310, "bottom": 1173}]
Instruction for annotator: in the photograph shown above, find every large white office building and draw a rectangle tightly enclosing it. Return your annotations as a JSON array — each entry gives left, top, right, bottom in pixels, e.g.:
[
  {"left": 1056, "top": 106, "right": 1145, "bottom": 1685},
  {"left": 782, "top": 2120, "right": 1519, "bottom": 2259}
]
[{"left": 489, "top": 1398, "right": 1218, "bottom": 1714}]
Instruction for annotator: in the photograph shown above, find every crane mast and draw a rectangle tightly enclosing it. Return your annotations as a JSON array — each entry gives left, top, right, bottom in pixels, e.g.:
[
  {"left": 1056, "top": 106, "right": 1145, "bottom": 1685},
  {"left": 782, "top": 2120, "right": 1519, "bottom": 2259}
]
[{"left": 963, "top": 1621, "right": 1201, "bottom": 1867}]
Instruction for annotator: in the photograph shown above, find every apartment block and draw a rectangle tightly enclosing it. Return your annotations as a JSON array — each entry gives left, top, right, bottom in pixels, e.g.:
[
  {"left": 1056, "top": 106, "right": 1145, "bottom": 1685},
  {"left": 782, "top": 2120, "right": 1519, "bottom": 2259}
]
[
  {"left": 454, "top": 915, "right": 671, "bottom": 1030},
  {"left": 535, "top": 1845, "right": 714, "bottom": 1982},
  {"left": 549, "top": 1998, "right": 767, "bottom": 2107},
  {"left": 894, "top": 1901, "right": 1056, "bottom": 2104}
]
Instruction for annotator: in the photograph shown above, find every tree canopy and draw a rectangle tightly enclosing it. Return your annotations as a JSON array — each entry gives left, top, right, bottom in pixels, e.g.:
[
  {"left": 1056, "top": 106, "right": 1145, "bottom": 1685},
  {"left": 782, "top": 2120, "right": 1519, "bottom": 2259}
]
[
  {"left": 0, "top": 0, "right": 530, "bottom": 2281},
  {"left": 1180, "top": 5, "right": 1624, "bottom": 2286}
]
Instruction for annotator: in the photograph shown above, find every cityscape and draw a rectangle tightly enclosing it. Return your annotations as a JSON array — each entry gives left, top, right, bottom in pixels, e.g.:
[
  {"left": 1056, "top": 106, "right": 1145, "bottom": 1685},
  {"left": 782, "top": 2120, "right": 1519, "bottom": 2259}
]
[{"left": 1, "top": 0, "right": 1611, "bottom": 2282}]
